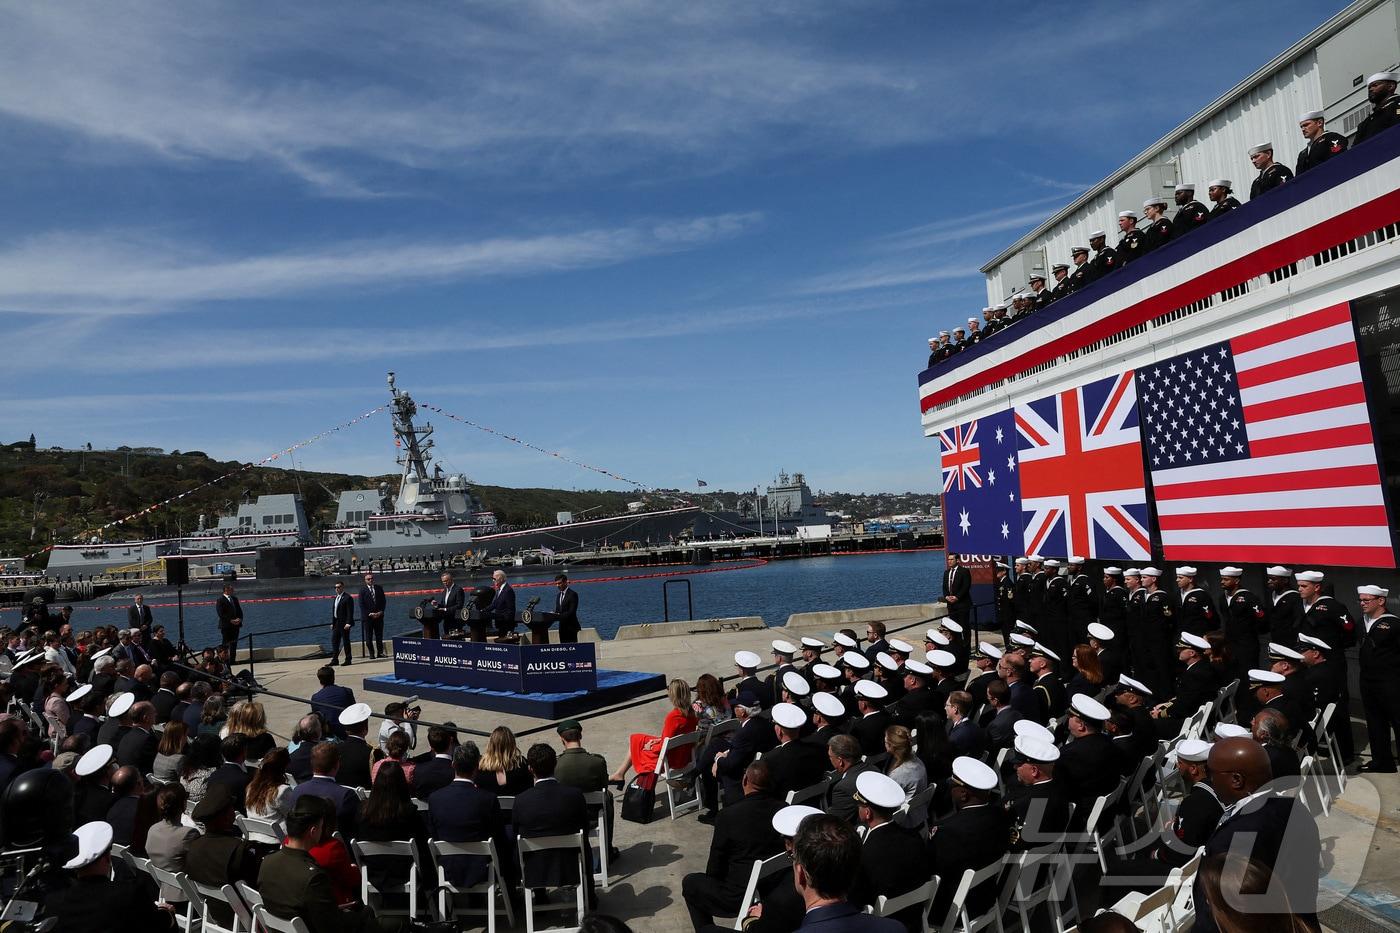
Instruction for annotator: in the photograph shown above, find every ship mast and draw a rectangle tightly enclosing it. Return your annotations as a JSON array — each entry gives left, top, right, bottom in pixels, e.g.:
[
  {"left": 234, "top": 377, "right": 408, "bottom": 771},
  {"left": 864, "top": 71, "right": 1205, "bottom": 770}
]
[{"left": 387, "top": 371, "right": 434, "bottom": 495}]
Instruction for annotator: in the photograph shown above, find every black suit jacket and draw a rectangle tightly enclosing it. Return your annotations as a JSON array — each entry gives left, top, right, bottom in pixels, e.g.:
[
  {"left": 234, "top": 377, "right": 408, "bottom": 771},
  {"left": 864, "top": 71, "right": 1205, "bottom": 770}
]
[
  {"left": 986, "top": 706, "right": 1023, "bottom": 750},
  {"left": 309, "top": 684, "right": 355, "bottom": 740},
  {"left": 215, "top": 594, "right": 242, "bottom": 638},
  {"left": 827, "top": 762, "right": 875, "bottom": 824},
  {"left": 486, "top": 584, "right": 516, "bottom": 630},
  {"left": 948, "top": 719, "right": 987, "bottom": 759},
  {"left": 761, "top": 739, "right": 828, "bottom": 799},
  {"left": 128, "top": 604, "right": 154, "bottom": 629},
  {"left": 1010, "top": 779, "right": 1070, "bottom": 850},
  {"left": 288, "top": 743, "right": 316, "bottom": 784},
  {"left": 1193, "top": 796, "right": 1319, "bottom": 933},
  {"left": 512, "top": 779, "right": 590, "bottom": 887},
  {"left": 703, "top": 791, "right": 785, "bottom": 897},
  {"left": 930, "top": 803, "right": 1011, "bottom": 919},
  {"left": 853, "top": 822, "right": 930, "bottom": 926},
  {"left": 414, "top": 755, "right": 456, "bottom": 799},
  {"left": 335, "top": 736, "right": 373, "bottom": 790},
  {"left": 1057, "top": 732, "right": 1120, "bottom": 824},
  {"left": 428, "top": 778, "right": 507, "bottom": 886},
  {"left": 358, "top": 584, "right": 387, "bottom": 619},
  {"left": 45, "top": 873, "right": 174, "bottom": 933},
  {"left": 151, "top": 688, "right": 179, "bottom": 724},
  {"left": 115, "top": 727, "right": 159, "bottom": 774},
  {"left": 330, "top": 592, "right": 354, "bottom": 627},
  {"left": 553, "top": 587, "right": 580, "bottom": 641},
  {"left": 850, "top": 711, "right": 892, "bottom": 758},
  {"left": 208, "top": 762, "right": 251, "bottom": 810},
  {"left": 717, "top": 716, "right": 778, "bottom": 782}
]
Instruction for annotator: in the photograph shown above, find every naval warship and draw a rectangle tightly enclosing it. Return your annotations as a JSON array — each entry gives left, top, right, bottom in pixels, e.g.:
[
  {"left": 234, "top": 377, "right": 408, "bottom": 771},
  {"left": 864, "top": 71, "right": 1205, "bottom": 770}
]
[{"left": 45, "top": 373, "right": 699, "bottom": 575}]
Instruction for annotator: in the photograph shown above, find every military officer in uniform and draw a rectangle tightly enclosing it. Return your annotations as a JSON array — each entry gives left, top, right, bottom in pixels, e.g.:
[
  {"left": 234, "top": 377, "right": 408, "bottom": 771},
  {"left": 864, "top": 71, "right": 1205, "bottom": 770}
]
[
  {"left": 1353, "top": 72, "right": 1400, "bottom": 145},
  {"left": 1057, "top": 694, "right": 1120, "bottom": 826},
  {"left": 966, "top": 642, "right": 1002, "bottom": 708},
  {"left": 1207, "top": 179, "right": 1241, "bottom": 218},
  {"left": 1068, "top": 246, "right": 1094, "bottom": 290},
  {"left": 1049, "top": 263, "right": 1073, "bottom": 301},
  {"left": 1357, "top": 584, "right": 1399, "bottom": 772},
  {"left": 1006, "top": 736, "right": 1070, "bottom": 850},
  {"left": 1115, "top": 210, "right": 1146, "bottom": 266},
  {"left": 1298, "top": 632, "right": 1353, "bottom": 764},
  {"left": 1087, "top": 622, "right": 1123, "bottom": 685},
  {"left": 1266, "top": 642, "right": 1315, "bottom": 728},
  {"left": 1029, "top": 644, "right": 1067, "bottom": 724},
  {"left": 1065, "top": 556, "right": 1096, "bottom": 646},
  {"left": 1139, "top": 568, "right": 1176, "bottom": 697},
  {"left": 994, "top": 561, "right": 1016, "bottom": 643},
  {"left": 926, "top": 336, "right": 941, "bottom": 369},
  {"left": 1140, "top": 197, "right": 1174, "bottom": 253},
  {"left": 1028, "top": 273, "right": 1053, "bottom": 309},
  {"left": 1104, "top": 739, "right": 1221, "bottom": 887},
  {"left": 1013, "top": 557, "right": 1036, "bottom": 632},
  {"left": 1175, "top": 566, "right": 1216, "bottom": 637},
  {"left": 1171, "top": 182, "right": 1210, "bottom": 236},
  {"left": 1298, "top": 570, "right": 1356, "bottom": 657},
  {"left": 964, "top": 317, "right": 984, "bottom": 347},
  {"left": 1247, "top": 142, "right": 1293, "bottom": 199},
  {"left": 891, "top": 659, "right": 940, "bottom": 728},
  {"left": 1040, "top": 559, "right": 1071, "bottom": 661},
  {"left": 1218, "top": 566, "right": 1264, "bottom": 676},
  {"left": 1089, "top": 230, "right": 1119, "bottom": 279},
  {"left": 929, "top": 757, "right": 1011, "bottom": 922},
  {"left": 1124, "top": 568, "right": 1147, "bottom": 677},
  {"left": 1151, "top": 633, "right": 1219, "bottom": 735},
  {"left": 1099, "top": 566, "right": 1128, "bottom": 638},
  {"left": 1295, "top": 109, "right": 1348, "bottom": 175},
  {"left": 1266, "top": 566, "right": 1304, "bottom": 643}
]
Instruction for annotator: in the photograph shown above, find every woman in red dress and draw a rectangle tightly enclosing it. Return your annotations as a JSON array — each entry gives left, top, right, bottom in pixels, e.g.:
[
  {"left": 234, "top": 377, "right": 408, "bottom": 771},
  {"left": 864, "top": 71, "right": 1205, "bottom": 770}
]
[{"left": 609, "top": 679, "right": 698, "bottom": 783}]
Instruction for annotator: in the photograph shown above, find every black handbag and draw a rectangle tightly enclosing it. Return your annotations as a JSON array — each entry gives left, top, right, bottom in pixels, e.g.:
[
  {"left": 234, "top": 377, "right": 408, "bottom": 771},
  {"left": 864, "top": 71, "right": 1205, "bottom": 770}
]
[{"left": 620, "top": 773, "right": 657, "bottom": 824}]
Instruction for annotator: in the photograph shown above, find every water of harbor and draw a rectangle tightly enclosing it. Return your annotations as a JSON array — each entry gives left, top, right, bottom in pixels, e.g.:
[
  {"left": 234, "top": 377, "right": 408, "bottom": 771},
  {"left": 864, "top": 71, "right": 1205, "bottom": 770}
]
[{"left": 5, "top": 550, "right": 947, "bottom": 649}]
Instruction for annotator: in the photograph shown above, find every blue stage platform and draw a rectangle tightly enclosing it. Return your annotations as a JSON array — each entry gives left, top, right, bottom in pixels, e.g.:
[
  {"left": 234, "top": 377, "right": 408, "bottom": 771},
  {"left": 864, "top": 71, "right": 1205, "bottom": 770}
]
[{"left": 362, "top": 668, "right": 667, "bottom": 719}]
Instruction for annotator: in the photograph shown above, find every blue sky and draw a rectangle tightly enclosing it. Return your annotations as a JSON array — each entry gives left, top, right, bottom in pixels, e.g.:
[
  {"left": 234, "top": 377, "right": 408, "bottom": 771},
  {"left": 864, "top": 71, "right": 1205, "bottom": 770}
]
[{"left": 0, "top": 0, "right": 1343, "bottom": 495}]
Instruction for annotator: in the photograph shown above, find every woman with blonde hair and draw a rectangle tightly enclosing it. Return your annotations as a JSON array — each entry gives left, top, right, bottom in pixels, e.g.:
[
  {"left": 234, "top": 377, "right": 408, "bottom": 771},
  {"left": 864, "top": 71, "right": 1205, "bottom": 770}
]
[
  {"left": 609, "top": 678, "right": 698, "bottom": 784},
  {"left": 882, "top": 724, "right": 929, "bottom": 827},
  {"left": 222, "top": 699, "right": 276, "bottom": 759},
  {"left": 476, "top": 725, "right": 532, "bottom": 796}
]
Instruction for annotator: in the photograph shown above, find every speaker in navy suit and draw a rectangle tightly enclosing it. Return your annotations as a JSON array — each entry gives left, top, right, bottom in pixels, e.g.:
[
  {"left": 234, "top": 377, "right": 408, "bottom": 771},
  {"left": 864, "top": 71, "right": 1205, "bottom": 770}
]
[
  {"left": 309, "top": 666, "right": 356, "bottom": 740},
  {"left": 358, "top": 573, "right": 388, "bottom": 659},
  {"left": 427, "top": 744, "right": 509, "bottom": 887},
  {"left": 429, "top": 572, "right": 464, "bottom": 639},
  {"left": 328, "top": 582, "right": 355, "bottom": 665},
  {"left": 512, "top": 744, "right": 593, "bottom": 905},
  {"left": 487, "top": 571, "right": 517, "bottom": 638}
]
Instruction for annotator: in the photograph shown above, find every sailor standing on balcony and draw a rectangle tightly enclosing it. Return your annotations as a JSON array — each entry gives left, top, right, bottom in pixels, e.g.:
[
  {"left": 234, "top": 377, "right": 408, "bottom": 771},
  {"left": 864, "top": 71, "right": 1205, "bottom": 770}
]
[
  {"left": 1140, "top": 197, "right": 1174, "bottom": 253},
  {"left": 1247, "top": 142, "right": 1292, "bottom": 198},
  {"left": 1206, "top": 179, "right": 1241, "bottom": 218},
  {"left": 1028, "top": 273, "right": 1053, "bottom": 309},
  {"left": 1294, "top": 110, "right": 1348, "bottom": 174},
  {"left": 1171, "top": 183, "right": 1210, "bottom": 236},
  {"left": 1068, "top": 246, "right": 1093, "bottom": 290},
  {"left": 1115, "top": 210, "right": 1146, "bottom": 265},
  {"left": 1352, "top": 72, "right": 1400, "bottom": 145},
  {"left": 1089, "top": 231, "right": 1118, "bottom": 278},
  {"left": 1049, "top": 263, "right": 1072, "bottom": 301},
  {"left": 926, "top": 337, "right": 940, "bottom": 369}
]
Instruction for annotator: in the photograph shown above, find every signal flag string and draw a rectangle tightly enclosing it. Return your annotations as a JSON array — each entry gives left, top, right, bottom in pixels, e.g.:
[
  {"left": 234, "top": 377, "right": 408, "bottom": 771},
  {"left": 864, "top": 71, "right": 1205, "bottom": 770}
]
[{"left": 26, "top": 406, "right": 387, "bottom": 562}]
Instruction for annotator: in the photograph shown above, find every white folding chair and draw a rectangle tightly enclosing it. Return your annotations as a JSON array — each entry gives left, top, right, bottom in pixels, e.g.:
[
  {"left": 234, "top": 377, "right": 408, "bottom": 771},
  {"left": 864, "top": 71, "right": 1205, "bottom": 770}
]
[
  {"left": 654, "top": 731, "right": 704, "bottom": 819},
  {"left": 145, "top": 864, "right": 198, "bottom": 932},
  {"left": 235, "top": 813, "right": 284, "bottom": 846},
  {"left": 999, "top": 835, "right": 1075, "bottom": 933},
  {"left": 351, "top": 839, "right": 423, "bottom": 918},
  {"left": 874, "top": 878, "right": 938, "bottom": 933},
  {"left": 254, "top": 904, "right": 313, "bottom": 933},
  {"left": 730, "top": 852, "right": 792, "bottom": 929},
  {"left": 934, "top": 861, "right": 1006, "bottom": 933},
  {"left": 897, "top": 781, "right": 938, "bottom": 831},
  {"left": 231, "top": 881, "right": 261, "bottom": 932},
  {"left": 429, "top": 838, "right": 516, "bottom": 932},
  {"left": 517, "top": 831, "right": 588, "bottom": 933},
  {"left": 582, "top": 789, "right": 613, "bottom": 890},
  {"left": 189, "top": 880, "right": 248, "bottom": 933},
  {"left": 1111, "top": 878, "right": 1177, "bottom": 933}
]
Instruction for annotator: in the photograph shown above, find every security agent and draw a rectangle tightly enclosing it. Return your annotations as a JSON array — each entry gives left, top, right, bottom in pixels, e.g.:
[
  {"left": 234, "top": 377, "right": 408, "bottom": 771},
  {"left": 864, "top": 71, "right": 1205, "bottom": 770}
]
[
  {"left": 1068, "top": 246, "right": 1094, "bottom": 290},
  {"left": 1049, "top": 263, "right": 1073, "bottom": 300},
  {"left": 1171, "top": 182, "right": 1210, "bottom": 236},
  {"left": 1115, "top": 210, "right": 1146, "bottom": 265},
  {"left": 1140, "top": 197, "right": 1174, "bottom": 252},
  {"left": 1089, "top": 229, "right": 1119, "bottom": 278},
  {"left": 1206, "top": 179, "right": 1241, "bottom": 218},
  {"left": 1247, "top": 142, "right": 1293, "bottom": 199},
  {"left": 1295, "top": 109, "right": 1347, "bottom": 175},
  {"left": 1353, "top": 72, "right": 1400, "bottom": 145},
  {"left": 1357, "top": 584, "right": 1400, "bottom": 773}
]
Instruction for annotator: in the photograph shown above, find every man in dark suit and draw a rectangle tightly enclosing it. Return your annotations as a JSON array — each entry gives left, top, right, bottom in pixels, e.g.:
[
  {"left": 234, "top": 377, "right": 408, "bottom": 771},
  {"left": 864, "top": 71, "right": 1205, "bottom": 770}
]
[
  {"left": 709, "top": 692, "right": 777, "bottom": 813},
  {"left": 309, "top": 665, "right": 356, "bottom": 740},
  {"left": 181, "top": 682, "right": 209, "bottom": 734},
  {"left": 215, "top": 582, "right": 243, "bottom": 663},
  {"left": 285, "top": 741, "right": 359, "bottom": 839},
  {"left": 333, "top": 703, "right": 375, "bottom": 790},
  {"left": 328, "top": 581, "right": 354, "bottom": 666},
  {"left": 114, "top": 701, "right": 159, "bottom": 775},
  {"left": 413, "top": 723, "right": 459, "bottom": 799},
  {"left": 150, "top": 672, "right": 180, "bottom": 724},
  {"left": 427, "top": 741, "right": 508, "bottom": 888},
  {"left": 545, "top": 573, "right": 581, "bottom": 643},
  {"left": 824, "top": 734, "right": 874, "bottom": 824},
  {"left": 358, "top": 571, "right": 387, "bottom": 659},
  {"left": 428, "top": 571, "right": 463, "bottom": 639},
  {"left": 1193, "top": 738, "right": 1320, "bottom": 933},
  {"left": 849, "top": 681, "right": 892, "bottom": 758},
  {"left": 127, "top": 594, "right": 154, "bottom": 632},
  {"left": 789, "top": 815, "right": 903, "bottom": 933},
  {"left": 513, "top": 743, "right": 594, "bottom": 906},
  {"left": 942, "top": 553, "right": 972, "bottom": 628},
  {"left": 929, "top": 757, "right": 1011, "bottom": 922},
  {"left": 208, "top": 733, "right": 252, "bottom": 810},
  {"left": 850, "top": 772, "right": 930, "bottom": 929},
  {"left": 764, "top": 703, "right": 829, "bottom": 799},
  {"left": 486, "top": 570, "right": 517, "bottom": 639},
  {"left": 105, "top": 767, "right": 144, "bottom": 847},
  {"left": 682, "top": 760, "right": 785, "bottom": 930},
  {"left": 862, "top": 622, "right": 890, "bottom": 663},
  {"left": 946, "top": 691, "right": 987, "bottom": 759},
  {"left": 982, "top": 680, "right": 1023, "bottom": 749}
]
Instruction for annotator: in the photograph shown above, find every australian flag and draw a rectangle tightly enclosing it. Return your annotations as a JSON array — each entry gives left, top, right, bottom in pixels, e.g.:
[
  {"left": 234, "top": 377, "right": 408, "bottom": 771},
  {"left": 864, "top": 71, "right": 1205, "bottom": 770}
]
[{"left": 939, "top": 409, "right": 1022, "bottom": 554}]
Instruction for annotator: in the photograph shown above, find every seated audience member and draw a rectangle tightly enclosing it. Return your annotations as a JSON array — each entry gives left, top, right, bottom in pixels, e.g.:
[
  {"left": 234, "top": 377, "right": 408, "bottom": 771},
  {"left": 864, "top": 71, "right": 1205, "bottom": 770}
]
[
  {"left": 789, "top": 814, "right": 903, "bottom": 933},
  {"left": 286, "top": 741, "right": 360, "bottom": 838},
  {"left": 371, "top": 729, "right": 417, "bottom": 788},
  {"left": 692, "top": 673, "right": 734, "bottom": 727},
  {"left": 146, "top": 783, "right": 198, "bottom": 904},
  {"left": 45, "top": 822, "right": 176, "bottom": 933},
  {"left": 681, "top": 761, "right": 784, "bottom": 931},
  {"left": 608, "top": 679, "right": 699, "bottom": 785},
  {"left": 826, "top": 733, "right": 874, "bottom": 824},
  {"left": 412, "top": 723, "right": 458, "bottom": 799},
  {"left": 477, "top": 725, "right": 534, "bottom": 797},
  {"left": 880, "top": 724, "right": 928, "bottom": 827},
  {"left": 427, "top": 741, "right": 509, "bottom": 889},
  {"left": 288, "top": 714, "right": 325, "bottom": 783},
  {"left": 185, "top": 782, "right": 263, "bottom": 927},
  {"left": 152, "top": 720, "right": 188, "bottom": 784},
  {"left": 514, "top": 743, "right": 595, "bottom": 907},
  {"left": 246, "top": 748, "right": 296, "bottom": 824},
  {"left": 355, "top": 761, "right": 431, "bottom": 897},
  {"left": 223, "top": 700, "right": 277, "bottom": 760},
  {"left": 179, "top": 733, "right": 224, "bottom": 811},
  {"left": 105, "top": 766, "right": 144, "bottom": 847},
  {"left": 851, "top": 771, "right": 930, "bottom": 932}
]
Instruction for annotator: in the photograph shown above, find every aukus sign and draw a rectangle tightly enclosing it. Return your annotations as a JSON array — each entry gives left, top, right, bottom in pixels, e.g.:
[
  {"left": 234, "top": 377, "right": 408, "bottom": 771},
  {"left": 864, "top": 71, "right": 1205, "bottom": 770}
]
[{"left": 391, "top": 638, "right": 598, "bottom": 694}]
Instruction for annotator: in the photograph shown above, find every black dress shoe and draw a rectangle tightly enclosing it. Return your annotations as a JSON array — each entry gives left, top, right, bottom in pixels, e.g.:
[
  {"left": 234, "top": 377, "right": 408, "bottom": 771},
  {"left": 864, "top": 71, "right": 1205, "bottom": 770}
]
[
  {"left": 698, "top": 810, "right": 718, "bottom": 825},
  {"left": 328, "top": 661, "right": 338, "bottom": 667},
  {"left": 1360, "top": 761, "right": 1397, "bottom": 773}
]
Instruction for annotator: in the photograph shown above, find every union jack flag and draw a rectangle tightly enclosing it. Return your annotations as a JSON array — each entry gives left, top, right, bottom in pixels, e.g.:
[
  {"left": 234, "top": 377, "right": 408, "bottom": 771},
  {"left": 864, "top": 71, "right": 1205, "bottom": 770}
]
[
  {"left": 1015, "top": 371, "right": 1152, "bottom": 560},
  {"left": 939, "top": 422, "right": 982, "bottom": 492}
]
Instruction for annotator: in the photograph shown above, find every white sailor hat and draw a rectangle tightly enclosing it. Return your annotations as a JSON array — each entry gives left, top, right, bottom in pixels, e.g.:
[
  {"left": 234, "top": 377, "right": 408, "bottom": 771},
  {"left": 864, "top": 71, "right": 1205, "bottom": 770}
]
[
  {"left": 1070, "top": 694, "right": 1111, "bottom": 722},
  {"left": 1214, "top": 723, "right": 1250, "bottom": 740},
  {"left": 1118, "top": 210, "right": 1138, "bottom": 220},
  {"left": 800, "top": 636, "right": 826, "bottom": 650},
  {"left": 75, "top": 744, "right": 114, "bottom": 778},
  {"left": 10, "top": 651, "right": 42, "bottom": 671},
  {"left": 1177, "top": 739, "right": 1212, "bottom": 763},
  {"left": 1071, "top": 245, "right": 1089, "bottom": 255},
  {"left": 1014, "top": 557, "right": 1029, "bottom": 565},
  {"left": 1177, "top": 632, "right": 1211, "bottom": 651},
  {"left": 1029, "top": 553, "right": 1046, "bottom": 562},
  {"left": 1013, "top": 734, "right": 1060, "bottom": 764},
  {"left": 1140, "top": 567, "right": 1161, "bottom": 577},
  {"left": 108, "top": 692, "right": 136, "bottom": 718},
  {"left": 925, "top": 629, "right": 950, "bottom": 646},
  {"left": 854, "top": 770, "right": 907, "bottom": 810},
  {"left": 1067, "top": 555, "right": 1085, "bottom": 565},
  {"left": 995, "top": 561, "right": 1009, "bottom": 570},
  {"left": 854, "top": 679, "right": 888, "bottom": 700},
  {"left": 1051, "top": 263, "right": 1069, "bottom": 272},
  {"left": 1247, "top": 142, "right": 1273, "bottom": 156},
  {"left": 1298, "top": 633, "right": 1331, "bottom": 652},
  {"left": 1043, "top": 559, "right": 1061, "bottom": 568},
  {"left": 1014, "top": 620, "right": 1037, "bottom": 633},
  {"left": 782, "top": 671, "right": 811, "bottom": 696},
  {"left": 1118, "top": 675, "right": 1152, "bottom": 696},
  {"left": 888, "top": 638, "right": 914, "bottom": 654},
  {"left": 89, "top": 647, "right": 114, "bottom": 661},
  {"left": 968, "top": 317, "right": 979, "bottom": 325},
  {"left": 928, "top": 336, "right": 939, "bottom": 343},
  {"left": 1176, "top": 566, "right": 1198, "bottom": 577},
  {"left": 991, "top": 302, "right": 1007, "bottom": 311},
  {"left": 1296, "top": 571, "right": 1324, "bottom": 583},
  {"left": 813, "top": 692, "right": 846, "bottom": 719},
  {"left": 942, "top": 619, "right": 964, "bottom": 634},
  {"left": 1298, "top": 110, "right": 1325, "bottom": 123},
  {"left": 975, "top": 641, "right": 1003, "bottom": 660},
  {"left": 1028, "top": 272, "right": 1046, "bottom": 282},
  {"left": 1102, "top": 566, "right": 1123, "bottom": 576},
  {"left": 1367, "top": 72, "right": 1400, "bottom": 84},
  {"left": 1267, "top": 643, "right": 1305, "bottom": 663},
  {"left": 1123, "top": 568, "right": 1141, "bottom": 577},
  {"left": 843, "top": 652, "right": 871, "bottom": 670},
  {"left": 1219, "top": 566, "right": 1244, "bottom": 577},
  {"left": 1088, "top": 230, "right": 1107, "bottom": 239},
  {"left": 1174, "top": 181, "right": 1196, "bottom": 192},
  {"left": 950, "top": 756, "right": 999, "bottom": 791},
  {"left": 953, "top": 326, "right": 966, "bottom": 334},
  {"left": 1013, "top": 719, "right": 1054, "bottom": 744},
  {"left": 1010, "top": 633, "right": 1036, "bottom": 647},
  {"left": 1208, "top": 179, "right": 1232, "bottom": 190},
  {"left": 939, "top": 330, "right": 950, "bottom": 337},
  {"left": 904, "top": 659, "right": 933, "bottom": 676},
  {"left": 68, "top": 683, "right": 93, "bottom": 704},
  {"left": 1266, "top": 566, "right": 1294, "bottom": 577},
  {"left": 735, "top": 650, "right": 762, "bottom": 668},
  {"left": 1087, "top": 622, "right": 1115, "bottom": 642},
  {"left": 833, "top": 633, "right": 859, "bottom": 649},
  {"left": 1248, "top": 668, "right": 1286, "bottom": 686},
  {"left": 1030, "top": 642, "right": 1061, "bottom": 662},
  {"left": 1142, "top": 196, "right": 1167, "bottom": 209},
  {"left": 811, "top": 662, "right": 842, "bottom": 680},
  {"left": 63, "top": 821, "right": 114, "bottom": 871},
  {"left": 772, "top": 702, "right": 807, "bottom": 730},
  {"left": 1359, "top": 584, "right": 1389, "bottom": 597},
  {"left": 927, "top": 649, "right": 957, "bottom": 669},
  {"left": 771, "top": 804, "right": 824, "bottom": 837},
  {"left": 771, "top": 639, "right": 797, "bottom": 656},
  {"left": 339, "top": 702, "right": 373, "bottom": 726}
]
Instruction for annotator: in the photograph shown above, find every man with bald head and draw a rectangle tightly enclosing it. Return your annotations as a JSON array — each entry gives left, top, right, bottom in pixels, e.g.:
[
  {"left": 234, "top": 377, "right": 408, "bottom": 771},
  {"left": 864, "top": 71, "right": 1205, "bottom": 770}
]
[{"left": 1194, "top": 738, "right": 1319, "bottom": 932}]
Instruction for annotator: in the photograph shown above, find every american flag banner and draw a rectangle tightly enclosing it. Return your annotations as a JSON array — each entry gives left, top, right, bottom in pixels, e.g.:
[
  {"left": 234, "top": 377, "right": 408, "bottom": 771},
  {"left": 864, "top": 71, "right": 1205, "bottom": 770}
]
[
  {"left": 1138, "top": 302, "right": 1395, "bottom": 567},
  {"left": 939, "top": 409, "right": 1023, "bottom": 554},
  {"left": 1015, "top": 372, "right": 1152, "bottom": 560}
]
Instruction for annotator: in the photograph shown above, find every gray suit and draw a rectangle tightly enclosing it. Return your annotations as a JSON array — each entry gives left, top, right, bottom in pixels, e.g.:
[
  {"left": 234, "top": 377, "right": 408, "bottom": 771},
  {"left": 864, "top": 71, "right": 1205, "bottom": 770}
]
[{"left": 145, "top": 819, "right": 199, "bottom": 902}]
